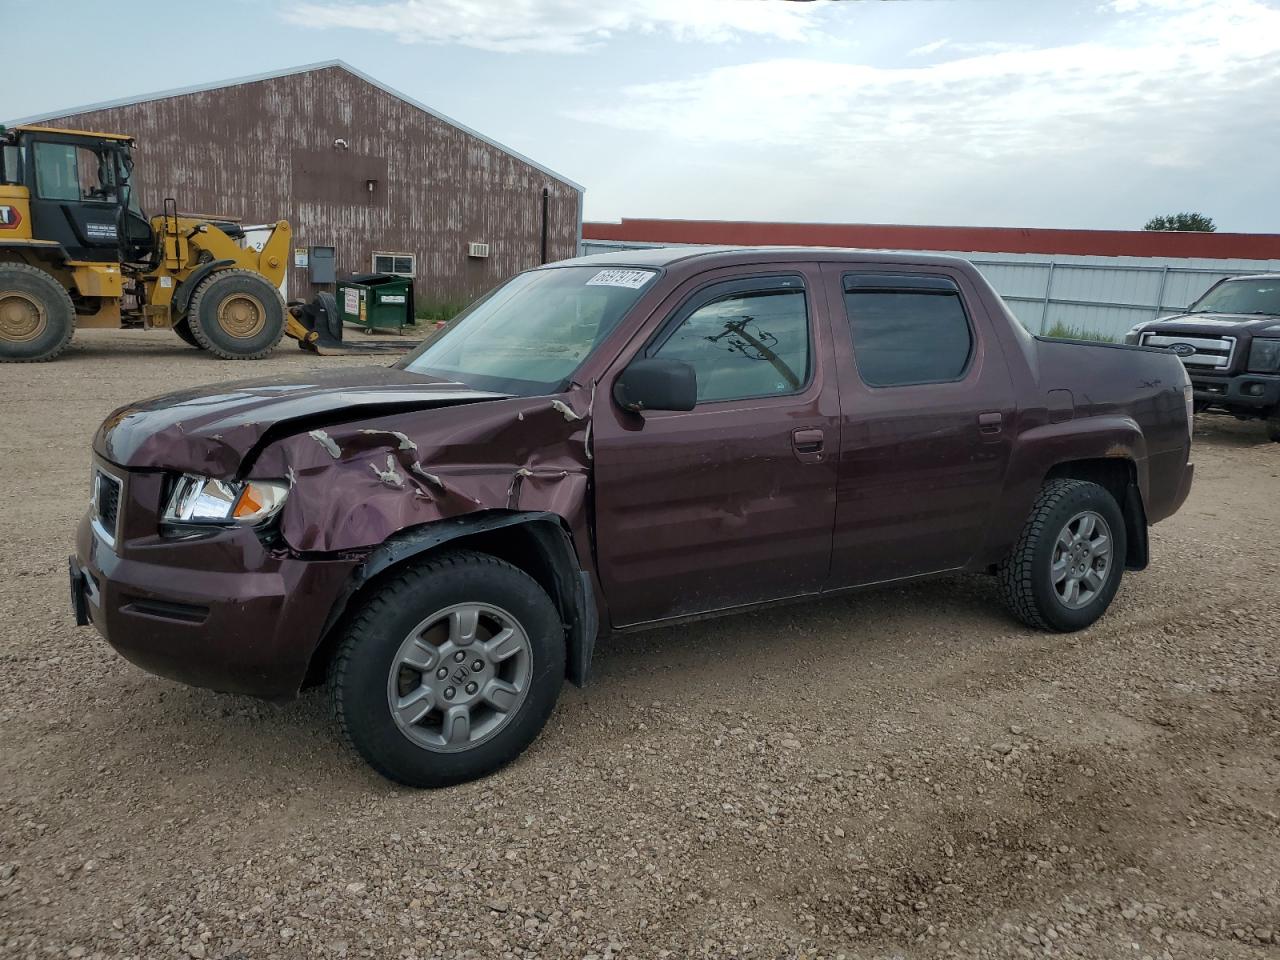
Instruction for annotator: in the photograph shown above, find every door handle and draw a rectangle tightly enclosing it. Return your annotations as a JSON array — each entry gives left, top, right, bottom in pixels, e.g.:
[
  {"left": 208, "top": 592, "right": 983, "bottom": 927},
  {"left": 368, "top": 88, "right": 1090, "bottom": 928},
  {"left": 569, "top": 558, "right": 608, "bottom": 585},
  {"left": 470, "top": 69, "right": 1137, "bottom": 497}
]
[
  {"left": 978, "top": 411, "right": 1003, "bottom": 436},
  {"left": 792, "top": 428, "right": 825, "bottom": 462}
]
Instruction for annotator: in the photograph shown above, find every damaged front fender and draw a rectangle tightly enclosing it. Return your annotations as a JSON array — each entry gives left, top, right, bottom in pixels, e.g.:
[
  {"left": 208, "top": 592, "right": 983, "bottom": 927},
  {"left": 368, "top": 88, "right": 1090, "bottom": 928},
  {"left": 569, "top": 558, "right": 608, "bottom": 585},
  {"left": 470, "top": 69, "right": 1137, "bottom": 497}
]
[
  {"left": 250, "top": 387, "right": 596, "bottom": 555},
  {"left": 252, "top": 386, "right": 602, "bottom": 685}
]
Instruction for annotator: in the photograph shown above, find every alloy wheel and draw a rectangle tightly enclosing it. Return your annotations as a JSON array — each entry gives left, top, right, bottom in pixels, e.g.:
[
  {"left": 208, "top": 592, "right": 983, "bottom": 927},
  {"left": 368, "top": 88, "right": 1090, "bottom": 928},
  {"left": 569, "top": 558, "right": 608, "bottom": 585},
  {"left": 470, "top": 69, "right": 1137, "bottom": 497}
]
[
  {"left": 386, "top": 603, "right": 533, "bottom": 753},
  {"left": 1051, "top": 510, "right": 1113, "bottom": 609}
]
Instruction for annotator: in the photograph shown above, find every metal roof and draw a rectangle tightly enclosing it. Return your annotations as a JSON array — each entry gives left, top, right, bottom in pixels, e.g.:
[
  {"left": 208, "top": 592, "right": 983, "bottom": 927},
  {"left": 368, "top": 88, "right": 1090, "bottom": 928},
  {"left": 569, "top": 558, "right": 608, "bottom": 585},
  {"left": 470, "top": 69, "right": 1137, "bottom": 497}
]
[
  {"left": 5, "top": 60, "right": 583, "bottom": 192},
  {"left": 585, "top": 218, "right": 1280, "bottom": 260},
  {"left": 556, "top": 245, "right": 972, "bottom": 269},
  {"left": 10, "top": 124, "right": 135, "bottom": 142}
]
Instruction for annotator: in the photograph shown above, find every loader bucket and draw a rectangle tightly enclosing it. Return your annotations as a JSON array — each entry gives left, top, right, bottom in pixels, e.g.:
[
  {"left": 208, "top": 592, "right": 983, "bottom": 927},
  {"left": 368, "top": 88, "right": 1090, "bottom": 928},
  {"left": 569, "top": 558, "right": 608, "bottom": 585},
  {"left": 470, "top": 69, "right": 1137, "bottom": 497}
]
[
  {"left": 289, "top": 290, "right": 427, "bottom": 356},
  {"left": 290, "top": 291, "right": 343, "bottom": 352}
]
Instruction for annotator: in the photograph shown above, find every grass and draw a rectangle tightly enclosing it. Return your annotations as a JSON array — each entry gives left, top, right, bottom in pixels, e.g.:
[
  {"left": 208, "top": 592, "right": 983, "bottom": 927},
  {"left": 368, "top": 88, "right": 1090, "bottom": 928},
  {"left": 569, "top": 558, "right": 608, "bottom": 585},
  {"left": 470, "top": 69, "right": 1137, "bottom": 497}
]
[
  {"left": 1041, "top": 321, "right": 1118, "bottom": 343},
  {"left": 414, "top": 300, "right": 467, "bottom": 324}
]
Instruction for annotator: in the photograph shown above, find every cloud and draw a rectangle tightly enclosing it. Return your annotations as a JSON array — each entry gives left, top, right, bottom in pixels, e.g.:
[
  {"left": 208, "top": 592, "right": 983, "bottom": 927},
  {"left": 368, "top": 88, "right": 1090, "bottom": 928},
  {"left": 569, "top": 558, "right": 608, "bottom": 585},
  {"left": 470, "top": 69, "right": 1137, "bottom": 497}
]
[
  {"left": 570, "top": 0, "right": 1280, "bottom": 175},
  {"left": 280, "top": 0, "right": 819, "bottom": 54},
  {"left": 908, "top": 38, "right": 951, "bottom": 57}
]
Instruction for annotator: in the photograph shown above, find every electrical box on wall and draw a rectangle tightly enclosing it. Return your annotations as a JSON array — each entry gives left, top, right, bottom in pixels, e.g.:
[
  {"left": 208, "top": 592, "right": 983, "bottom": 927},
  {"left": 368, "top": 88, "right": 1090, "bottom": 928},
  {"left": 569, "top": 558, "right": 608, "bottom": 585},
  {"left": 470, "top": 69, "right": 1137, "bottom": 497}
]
[
  {"left": 467, "top": 242, "right": 490, "bottom": 258},
  {"left": 310, "top": 245, "right": 336, "bottom": 284}
]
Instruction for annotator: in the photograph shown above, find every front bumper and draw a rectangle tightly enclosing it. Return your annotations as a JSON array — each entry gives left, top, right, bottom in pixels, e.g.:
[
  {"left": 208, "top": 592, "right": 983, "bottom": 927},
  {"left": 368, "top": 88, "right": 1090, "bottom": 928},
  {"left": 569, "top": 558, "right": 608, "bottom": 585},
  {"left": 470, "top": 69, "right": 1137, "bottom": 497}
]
[
  {"left": 72, "top": 513, "right": 358, "bottom": 699},
  {"left": 1191, "top": 372, "right": 1280, "bottom": 414}
]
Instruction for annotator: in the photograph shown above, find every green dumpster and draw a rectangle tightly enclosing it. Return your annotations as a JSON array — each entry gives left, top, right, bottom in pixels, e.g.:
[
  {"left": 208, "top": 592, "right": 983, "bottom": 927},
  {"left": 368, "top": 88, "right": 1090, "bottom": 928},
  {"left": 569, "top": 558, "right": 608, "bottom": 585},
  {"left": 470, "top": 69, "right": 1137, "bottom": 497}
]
[{"left": 336, "top": 273, "right": 415, "bottom": 334}]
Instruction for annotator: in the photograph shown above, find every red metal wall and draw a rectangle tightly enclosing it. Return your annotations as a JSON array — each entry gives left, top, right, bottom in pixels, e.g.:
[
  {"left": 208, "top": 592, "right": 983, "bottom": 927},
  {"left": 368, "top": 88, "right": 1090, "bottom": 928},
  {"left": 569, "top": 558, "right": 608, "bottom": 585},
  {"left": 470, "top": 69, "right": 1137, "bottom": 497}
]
[
  {"left": 585, "top": 218, "right": 1280, "bottom": 260},
  {"left": 38, "top": 65, "right": 582, "bottom": 304}
]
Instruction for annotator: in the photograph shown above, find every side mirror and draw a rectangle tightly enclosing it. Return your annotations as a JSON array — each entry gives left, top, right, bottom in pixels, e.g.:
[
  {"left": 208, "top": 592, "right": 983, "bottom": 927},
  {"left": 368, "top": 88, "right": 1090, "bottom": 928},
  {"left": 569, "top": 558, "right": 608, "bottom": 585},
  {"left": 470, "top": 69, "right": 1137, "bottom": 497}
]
[{"left": 613, "top": 357, "right": 697, "bottom": 413}]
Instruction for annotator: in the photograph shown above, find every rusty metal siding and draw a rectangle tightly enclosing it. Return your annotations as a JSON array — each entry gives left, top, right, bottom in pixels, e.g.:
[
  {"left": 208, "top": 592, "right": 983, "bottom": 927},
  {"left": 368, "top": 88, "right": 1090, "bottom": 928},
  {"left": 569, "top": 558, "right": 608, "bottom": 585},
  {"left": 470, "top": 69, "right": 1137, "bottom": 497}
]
[{"left": 39, "top": 65, "right": 582, "bottom": 304}]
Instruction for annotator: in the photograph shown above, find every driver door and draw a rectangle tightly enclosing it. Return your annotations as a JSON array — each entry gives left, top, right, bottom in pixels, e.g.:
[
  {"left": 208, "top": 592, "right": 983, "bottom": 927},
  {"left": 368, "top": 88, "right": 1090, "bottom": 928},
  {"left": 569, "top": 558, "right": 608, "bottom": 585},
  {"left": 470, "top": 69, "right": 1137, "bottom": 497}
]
[{"left": 591, "top": 264, "right": 840, "bottom": 627}]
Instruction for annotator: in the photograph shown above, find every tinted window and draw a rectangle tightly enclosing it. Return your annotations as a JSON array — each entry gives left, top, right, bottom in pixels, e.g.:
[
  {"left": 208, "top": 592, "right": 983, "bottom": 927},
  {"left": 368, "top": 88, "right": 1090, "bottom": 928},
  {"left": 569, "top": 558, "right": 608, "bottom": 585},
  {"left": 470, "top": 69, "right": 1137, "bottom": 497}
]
[
  {"left": 653, "top": 286, "right": 809, "bottom": 403},
  {"left": 844, "top": 283, "right": 973, "bottom": 387}
]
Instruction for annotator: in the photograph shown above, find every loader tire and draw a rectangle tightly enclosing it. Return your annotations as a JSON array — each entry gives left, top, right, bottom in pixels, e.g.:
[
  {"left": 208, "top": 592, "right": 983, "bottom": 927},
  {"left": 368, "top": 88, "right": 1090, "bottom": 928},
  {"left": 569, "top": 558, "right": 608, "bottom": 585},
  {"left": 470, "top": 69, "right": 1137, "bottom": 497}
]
[
  {"left": 187, "top": 269, "right": 286, "bottom": 360},
  {"left": 172, "top": 316, "right": 203, "bottom": 349},
  {"left": 0, "top": 263, "right": 76, "bottom": 362}
]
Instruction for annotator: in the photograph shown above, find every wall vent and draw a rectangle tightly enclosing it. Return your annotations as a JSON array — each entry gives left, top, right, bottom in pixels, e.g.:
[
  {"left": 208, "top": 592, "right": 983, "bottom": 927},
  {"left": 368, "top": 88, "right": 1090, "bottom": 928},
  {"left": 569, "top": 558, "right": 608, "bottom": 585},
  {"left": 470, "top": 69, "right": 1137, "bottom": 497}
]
[{"left": 467, "top": 242, "right": 490, "bottom": 258}]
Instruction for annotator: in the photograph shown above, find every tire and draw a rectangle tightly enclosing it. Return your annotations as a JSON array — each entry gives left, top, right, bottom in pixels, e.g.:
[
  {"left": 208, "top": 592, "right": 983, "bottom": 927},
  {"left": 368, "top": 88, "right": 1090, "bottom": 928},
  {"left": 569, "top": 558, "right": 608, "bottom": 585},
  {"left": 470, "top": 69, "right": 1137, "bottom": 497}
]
[
  {"left": 0, "top": 263, "right": 76, "bottom": 362},
  {"left": 329, "top": 550, "right": 566, "bottom": 788},
  {"left": 997, "top": 479, "right": 1128, "bottom": 632},
  {"left": 187, "top": 269, "right": 286, "bottom": 359},
  {"left": 1268, "top": 417, "right": 1280, "bottom": 443},
  {"left": 172, "top": 316, "right": 203, "bottom": 348}
]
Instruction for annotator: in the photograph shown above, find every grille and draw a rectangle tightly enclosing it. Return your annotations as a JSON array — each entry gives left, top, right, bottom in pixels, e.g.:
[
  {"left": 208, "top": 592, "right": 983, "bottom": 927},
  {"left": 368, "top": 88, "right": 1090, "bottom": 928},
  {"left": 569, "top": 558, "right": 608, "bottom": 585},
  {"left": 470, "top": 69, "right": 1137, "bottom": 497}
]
[
  {"left": 1141, "top": 332, "right": 1236, "bottom": 370},
  {"left": 94, "top": 470, "right": 122, "bottom": 543}
]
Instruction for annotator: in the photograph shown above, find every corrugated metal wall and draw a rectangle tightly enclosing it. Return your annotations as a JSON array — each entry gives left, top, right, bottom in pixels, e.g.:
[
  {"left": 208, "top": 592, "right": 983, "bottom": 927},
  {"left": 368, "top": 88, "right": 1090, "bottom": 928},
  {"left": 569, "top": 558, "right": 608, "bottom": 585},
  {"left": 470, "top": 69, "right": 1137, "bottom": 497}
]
[
  {"left": 37, "top": 65, "right": 581, "bottom": 304},
  {"left": 580, "top": 240, "right": 1280, "bottom": 339}
]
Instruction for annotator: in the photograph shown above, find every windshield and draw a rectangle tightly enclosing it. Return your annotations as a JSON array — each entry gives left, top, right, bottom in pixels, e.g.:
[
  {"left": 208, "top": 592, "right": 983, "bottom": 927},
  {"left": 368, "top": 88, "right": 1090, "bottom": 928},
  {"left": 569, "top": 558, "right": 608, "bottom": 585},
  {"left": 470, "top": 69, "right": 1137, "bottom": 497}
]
[
  {"left": 399, "top": 266, "right": 658, "bottom": 395},
  {"left": 1190, "top": 278, "right": 1280, "bottom": 316}
]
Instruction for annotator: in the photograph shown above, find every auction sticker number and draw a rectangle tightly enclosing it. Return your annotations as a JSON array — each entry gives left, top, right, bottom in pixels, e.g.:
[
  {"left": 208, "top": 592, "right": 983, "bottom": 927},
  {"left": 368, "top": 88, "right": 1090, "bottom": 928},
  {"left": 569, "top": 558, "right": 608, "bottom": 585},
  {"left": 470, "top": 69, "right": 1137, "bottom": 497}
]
[{"left": 586, "top": 269, "right": 653, "bottom": 289}]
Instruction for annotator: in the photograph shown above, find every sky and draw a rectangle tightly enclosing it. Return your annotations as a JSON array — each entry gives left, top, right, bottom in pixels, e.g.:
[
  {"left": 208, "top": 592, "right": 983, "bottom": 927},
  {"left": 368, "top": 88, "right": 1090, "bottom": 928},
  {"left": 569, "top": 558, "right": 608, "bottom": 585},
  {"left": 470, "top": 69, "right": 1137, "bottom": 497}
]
[{"left": 3, "top": 0, "right": 1278, "bottom": 232}]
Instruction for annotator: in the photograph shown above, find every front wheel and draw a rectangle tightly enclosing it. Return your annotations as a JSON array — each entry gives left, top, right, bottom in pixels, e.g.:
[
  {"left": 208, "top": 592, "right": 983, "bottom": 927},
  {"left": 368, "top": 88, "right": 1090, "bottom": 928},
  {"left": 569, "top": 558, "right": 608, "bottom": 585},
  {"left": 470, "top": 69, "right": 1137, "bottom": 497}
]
[
  {"left": 329, "top": 551, "right": 566, "bottom": 787},
  {"left": 1268, "top": 416, "right": 1280, "bottom": 443},
  {"left": 997, "top": 479, "right": 1128, "bottom": 632},
  {"left": 187, "top": 269, "right": 286, "bottom": 359}
]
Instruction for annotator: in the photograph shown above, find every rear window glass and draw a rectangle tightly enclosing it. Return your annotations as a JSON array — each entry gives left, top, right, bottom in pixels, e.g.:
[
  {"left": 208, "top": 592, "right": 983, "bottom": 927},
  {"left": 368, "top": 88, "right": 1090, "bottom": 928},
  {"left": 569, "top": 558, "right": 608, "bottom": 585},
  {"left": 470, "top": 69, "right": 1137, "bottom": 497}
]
[{"left": 843, "top": 281, "right": 973, "bottom": 387}]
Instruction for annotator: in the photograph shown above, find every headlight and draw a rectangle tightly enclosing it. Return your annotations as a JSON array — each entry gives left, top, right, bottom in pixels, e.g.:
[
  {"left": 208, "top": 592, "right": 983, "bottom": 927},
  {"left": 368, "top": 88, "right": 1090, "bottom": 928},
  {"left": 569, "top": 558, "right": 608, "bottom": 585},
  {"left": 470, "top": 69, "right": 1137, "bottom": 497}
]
[
  {"left": 164, "top": 475, "right": 289, "bottom": 526},
  {"left": 1247, "top": 338, "right": 1280, "bottom": 373},
  {"left": 1124, "top": 321, "right": 1150, "bottom": 345}
]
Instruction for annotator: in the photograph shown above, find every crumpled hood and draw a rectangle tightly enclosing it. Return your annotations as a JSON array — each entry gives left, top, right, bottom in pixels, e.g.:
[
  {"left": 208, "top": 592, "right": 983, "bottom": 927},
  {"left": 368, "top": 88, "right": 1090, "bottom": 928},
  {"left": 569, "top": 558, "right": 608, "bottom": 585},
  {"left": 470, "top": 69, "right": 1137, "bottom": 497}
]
[{"left": 94, "top": 365, "right": 506, "bottom": 475}]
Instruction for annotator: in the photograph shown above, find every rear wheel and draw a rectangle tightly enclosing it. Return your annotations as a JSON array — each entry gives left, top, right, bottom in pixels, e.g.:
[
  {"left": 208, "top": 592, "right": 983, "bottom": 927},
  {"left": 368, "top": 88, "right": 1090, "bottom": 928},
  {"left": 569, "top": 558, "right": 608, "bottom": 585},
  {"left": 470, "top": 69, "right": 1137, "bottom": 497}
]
[
  {"left": 997, "top": 479, "right": 1127, "bottom": 632},
  {"left": 329, "top": 551, "right": 566, "bottom": 787},
  {"left": 1268, "top": 416, "right": 1280, "bottom": 443},
  {"left": 0, "top": 263, "right": 75, "bottom": 362},
  {"left": 187, "top": 269, "right": 286, "bottom": 359}
]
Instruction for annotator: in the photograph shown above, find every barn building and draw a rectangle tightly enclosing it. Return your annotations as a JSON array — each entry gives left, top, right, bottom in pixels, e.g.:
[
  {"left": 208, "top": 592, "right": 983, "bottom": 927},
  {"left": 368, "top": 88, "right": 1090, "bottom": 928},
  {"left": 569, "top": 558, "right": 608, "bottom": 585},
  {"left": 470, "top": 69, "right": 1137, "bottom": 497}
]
[{"left": 10, "top": 61, "right": 583, "bottom": 307}]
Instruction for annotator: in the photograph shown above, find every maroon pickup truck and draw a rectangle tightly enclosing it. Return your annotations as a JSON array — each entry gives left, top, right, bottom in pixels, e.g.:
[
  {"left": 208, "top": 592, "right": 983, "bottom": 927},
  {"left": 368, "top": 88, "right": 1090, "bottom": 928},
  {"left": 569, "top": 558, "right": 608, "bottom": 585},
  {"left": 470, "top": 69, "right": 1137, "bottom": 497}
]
[{"left": 71, "top": 248, "right": 1195, "bottom": 786}]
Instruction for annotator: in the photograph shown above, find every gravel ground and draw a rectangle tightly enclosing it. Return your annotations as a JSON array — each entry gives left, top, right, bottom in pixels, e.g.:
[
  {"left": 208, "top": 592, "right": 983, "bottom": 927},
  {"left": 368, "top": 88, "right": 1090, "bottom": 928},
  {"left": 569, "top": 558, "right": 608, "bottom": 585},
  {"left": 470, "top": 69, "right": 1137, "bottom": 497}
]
[{"left": 1, "top": 330, "right": 1277, "bottom": 960}]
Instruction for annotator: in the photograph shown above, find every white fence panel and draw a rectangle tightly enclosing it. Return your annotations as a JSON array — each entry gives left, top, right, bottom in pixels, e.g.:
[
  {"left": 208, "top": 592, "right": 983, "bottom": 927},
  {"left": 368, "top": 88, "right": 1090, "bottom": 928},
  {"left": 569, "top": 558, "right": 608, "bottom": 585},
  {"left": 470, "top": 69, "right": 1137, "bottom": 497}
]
[{"left": 579, "top": 239, "right": 1280, "bottom": 341}]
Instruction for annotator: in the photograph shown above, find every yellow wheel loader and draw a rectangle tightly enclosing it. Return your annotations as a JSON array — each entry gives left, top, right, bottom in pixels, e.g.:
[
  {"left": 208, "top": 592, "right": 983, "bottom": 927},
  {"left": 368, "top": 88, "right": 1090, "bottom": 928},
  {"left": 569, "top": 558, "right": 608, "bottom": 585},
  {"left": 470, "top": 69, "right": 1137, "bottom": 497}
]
[{"left": 0, "top": 124, "right": 302, "bottom": 362}]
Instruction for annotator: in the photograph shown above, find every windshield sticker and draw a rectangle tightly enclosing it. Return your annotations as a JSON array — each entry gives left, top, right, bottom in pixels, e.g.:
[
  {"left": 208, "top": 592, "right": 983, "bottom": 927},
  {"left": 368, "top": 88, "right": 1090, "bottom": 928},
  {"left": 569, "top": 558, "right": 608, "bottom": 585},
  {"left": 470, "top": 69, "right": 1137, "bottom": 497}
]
[{"left": 586, "top": 269, "right": 653, "bottom": 289}]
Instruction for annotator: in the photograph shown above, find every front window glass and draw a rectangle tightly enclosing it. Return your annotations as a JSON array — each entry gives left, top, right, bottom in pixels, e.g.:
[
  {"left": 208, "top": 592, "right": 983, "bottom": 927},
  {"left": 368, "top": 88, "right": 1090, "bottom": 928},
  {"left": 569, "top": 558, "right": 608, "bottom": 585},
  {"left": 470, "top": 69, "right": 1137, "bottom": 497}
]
[
  {"left": 1191, "top": 279, "right": 1280, "bottom": 316},
  {"left": 400, "top": 266, "right": 657, "bottom": 395},
  {"left": 34, "top": 142, "right": 116, "bottom": 202},
  {"left": 652, "top": 287, "right": 810, "bottom": 403}
]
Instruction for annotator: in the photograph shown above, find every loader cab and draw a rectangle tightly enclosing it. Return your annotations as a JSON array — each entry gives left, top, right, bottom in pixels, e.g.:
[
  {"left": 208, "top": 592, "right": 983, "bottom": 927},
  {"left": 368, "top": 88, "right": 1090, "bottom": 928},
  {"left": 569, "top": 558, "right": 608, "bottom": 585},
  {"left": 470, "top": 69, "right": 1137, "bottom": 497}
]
[{"left": 6, "top": 126, "right": 152, "bottom": 263}]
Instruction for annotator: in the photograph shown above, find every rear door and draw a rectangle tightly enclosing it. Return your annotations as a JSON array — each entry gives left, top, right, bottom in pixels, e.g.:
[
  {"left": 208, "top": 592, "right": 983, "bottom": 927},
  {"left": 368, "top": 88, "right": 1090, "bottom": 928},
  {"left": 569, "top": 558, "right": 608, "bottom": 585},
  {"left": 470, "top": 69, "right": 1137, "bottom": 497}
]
[
  {"left": 824, "top": 265, "right": 1016, "bottom": 587},
  {"left": 591, "top": 264, "right": 840, "bottom": 627}
]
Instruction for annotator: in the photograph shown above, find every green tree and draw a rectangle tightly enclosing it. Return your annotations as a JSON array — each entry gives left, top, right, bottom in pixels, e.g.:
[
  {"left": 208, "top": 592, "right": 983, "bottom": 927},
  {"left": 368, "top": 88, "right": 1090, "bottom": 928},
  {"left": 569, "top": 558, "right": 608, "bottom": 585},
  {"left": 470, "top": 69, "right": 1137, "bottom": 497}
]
[{"left": 1143, "top": 212, "right": 1217, "bottom": 232}]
